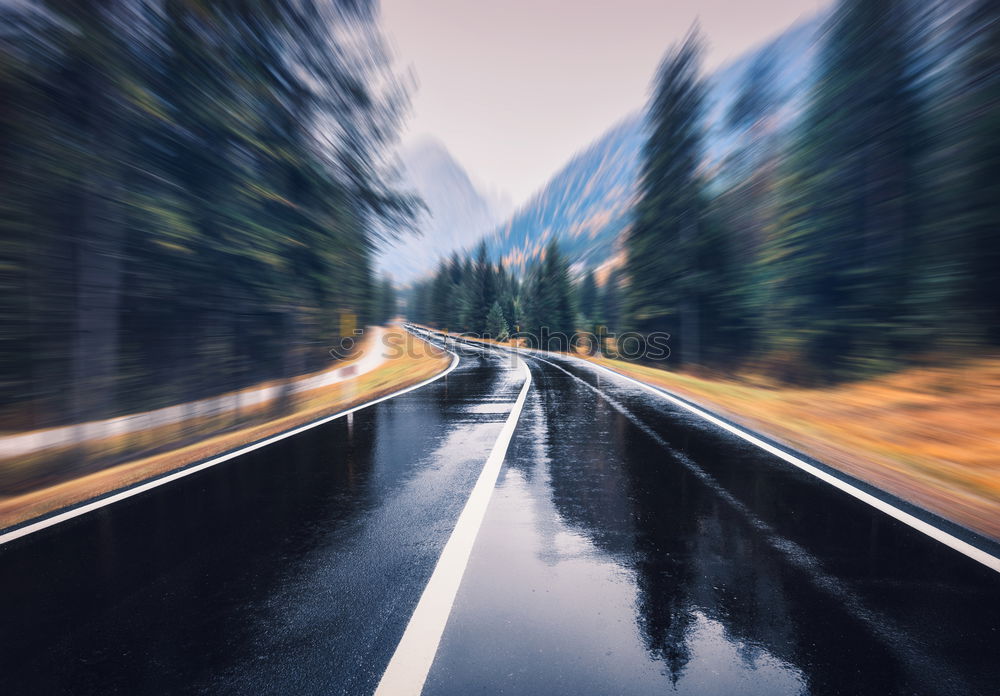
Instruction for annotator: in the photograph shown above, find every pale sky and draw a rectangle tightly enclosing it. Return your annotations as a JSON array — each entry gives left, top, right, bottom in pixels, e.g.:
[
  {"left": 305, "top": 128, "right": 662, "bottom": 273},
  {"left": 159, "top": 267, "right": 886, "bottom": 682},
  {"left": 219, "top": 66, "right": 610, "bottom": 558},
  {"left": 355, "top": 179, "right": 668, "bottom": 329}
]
[{"left": 380, "top": 0, "right": 828, "bottom": 206}]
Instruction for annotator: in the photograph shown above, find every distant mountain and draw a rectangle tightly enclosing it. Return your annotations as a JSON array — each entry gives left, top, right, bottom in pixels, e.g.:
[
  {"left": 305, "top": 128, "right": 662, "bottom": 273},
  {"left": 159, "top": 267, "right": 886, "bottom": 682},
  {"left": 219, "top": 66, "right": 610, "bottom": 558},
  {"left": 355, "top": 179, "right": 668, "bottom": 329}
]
[
  {"left": 475, "top": 14, "right": 823, "bottom": 277},
  {"left": 377, "top": 137, "right": 508, "bottom": 282},
  {"left": 484, "top": 113, "right": 644, "bottom": 275}
]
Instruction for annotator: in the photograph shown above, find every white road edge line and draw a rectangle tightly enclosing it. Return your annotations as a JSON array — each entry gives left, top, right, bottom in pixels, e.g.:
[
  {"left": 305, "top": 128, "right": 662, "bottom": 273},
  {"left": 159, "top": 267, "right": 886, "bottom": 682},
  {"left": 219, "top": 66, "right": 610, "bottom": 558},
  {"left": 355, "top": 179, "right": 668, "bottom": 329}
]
[
  {"left": 580, "top": 358, "right": 1000, "bottom": 575},
  {"left": 375, "top": 356, "right": 532, "bottom": 696},
  {"left": 0, "top": 345, "right": 461, "bottom": 548},
  {"left": 427, "top": 328, "right": 1000, "bottom": 575}
]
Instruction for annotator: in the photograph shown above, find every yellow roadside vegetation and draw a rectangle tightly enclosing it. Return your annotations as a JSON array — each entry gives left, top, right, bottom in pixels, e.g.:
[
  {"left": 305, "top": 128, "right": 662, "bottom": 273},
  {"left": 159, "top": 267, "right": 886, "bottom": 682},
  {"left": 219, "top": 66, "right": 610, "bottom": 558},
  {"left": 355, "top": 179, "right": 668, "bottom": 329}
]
[
  {"left": 584, "top": 354, "right": 1000, "bottom": 542},
  {"left": 0, "top": 327, "right": 450, "bottom": 531}
]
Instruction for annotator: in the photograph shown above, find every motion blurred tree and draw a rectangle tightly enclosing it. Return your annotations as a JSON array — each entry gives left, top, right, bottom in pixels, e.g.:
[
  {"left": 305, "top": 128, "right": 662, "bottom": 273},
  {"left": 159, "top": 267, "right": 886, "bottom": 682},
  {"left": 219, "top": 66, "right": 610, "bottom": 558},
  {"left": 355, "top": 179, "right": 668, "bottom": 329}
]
[
  {"left": 726, "top": 42, "right": 779, "bottom": 132},
  {"left": 409, "top": 280, "right": 433, "bottom": 326},
  {"left": 485, "top": 301, "right": 509, "bottom": 341},
  {"left": 0, "top": 0, "right": 413, "bottom": 428},
  {"left": 374, "top": 279, "right": 397, "bottom": 324},
  {"left": 522, "top": 241, "right": 576, "bottom": 348},
  {"left": 916, "top": 0, "right": 1000, "bottom": 345},
  {"left": 768, "top": 0, "right": 922, "bottom": 378},
  {"left": 627, "top": 27, "right": 708, "bottom": 366},
  {"left": 495, "top": 264, "right": 520, "bottom": 333},
  {"left": 456, "top": 256, "right": 475, "bottom": 331},
  {"left": 599, "top": 271, "right": 623, "bottom": 336},
  {"left": 430, "top": 262, "right": 452, "bottom": 328},
  {"left": 963, "top": 0, "right": 1000, "bottom": 341},
  {"left": 467, "top": 242, "right": 498, "bottom": 334},
  {"left": 578, "top": 269, "right": 598, "bottom": 323}
]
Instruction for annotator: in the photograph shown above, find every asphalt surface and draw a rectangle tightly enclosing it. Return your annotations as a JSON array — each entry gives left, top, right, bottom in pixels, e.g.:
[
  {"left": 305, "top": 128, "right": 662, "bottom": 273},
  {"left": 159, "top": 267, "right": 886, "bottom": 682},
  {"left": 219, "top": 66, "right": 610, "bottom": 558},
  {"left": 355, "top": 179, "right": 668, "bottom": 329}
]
[
  {"left": 424, "top": 336, "right": 1000, "bottom": 696},
  {"left": 0, "top": 339, "right": 522, "bottom": 694},
  {"left": 1, "top": 329, "right": 998, "bottom": 695}
]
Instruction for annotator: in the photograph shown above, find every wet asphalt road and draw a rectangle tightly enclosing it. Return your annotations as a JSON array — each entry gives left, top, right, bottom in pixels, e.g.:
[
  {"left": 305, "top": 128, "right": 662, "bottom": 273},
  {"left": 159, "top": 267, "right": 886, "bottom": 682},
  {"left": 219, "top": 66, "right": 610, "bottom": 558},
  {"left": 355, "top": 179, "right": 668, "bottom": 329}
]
[
  {"left": 0, "top": 339, "right": 522, "bottom": 694},
  {"left": 424, "top": 336, "right": 1000, "bottom": 696},
  {"left": 2, "top": 329, "right": 999, "bottom": 695}
]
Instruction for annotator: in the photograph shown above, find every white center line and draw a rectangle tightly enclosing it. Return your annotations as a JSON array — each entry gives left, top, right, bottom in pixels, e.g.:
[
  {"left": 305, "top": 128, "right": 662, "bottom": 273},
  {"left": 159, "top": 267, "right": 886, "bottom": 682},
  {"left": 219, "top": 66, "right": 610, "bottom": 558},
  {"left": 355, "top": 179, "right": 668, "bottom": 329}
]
[
  {"left": 577, "top": 357, "right": 1000, "bottom": 574},
  {"left": 375, "top": 356, "right": 532, "bottom": 696}
]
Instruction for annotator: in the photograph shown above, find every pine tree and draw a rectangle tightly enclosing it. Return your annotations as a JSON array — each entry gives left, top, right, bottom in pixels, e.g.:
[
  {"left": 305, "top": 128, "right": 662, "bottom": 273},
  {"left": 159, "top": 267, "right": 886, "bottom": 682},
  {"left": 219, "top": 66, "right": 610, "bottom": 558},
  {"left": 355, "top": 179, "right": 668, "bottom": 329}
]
[
  {"left": 726, "top": 43, "right": 778, "bottom": 132},
  {"left": 627, "top": 27, "right": 706, "bottom": 366},
  {"left": 486, "top": 301, "right": 509, "bottom": 341},
  {"left": 375, "top": 278, "right": 397, "bottom": 324},
  {"left": 963, "top": 0, "right": 1000, "bottom": 342},
  {"left": 524, "top": 241, "right": 576, "bottom": 349},
  {"left": 770, "top": 0, "right": 921, "bottom": 377},
  {"left": 430, "top": 263, "right": 451, "bottom": 328},
  {"left": 495, "top": 264, "right": 519, "bottom": 333},
  {"left": 469, "top": 242, "right": 498, "bottom": 334},
  {"left": 457, "top": 256, "right": 476, "bottom": 331},
  {"left": 578, "top": 269, "right": 598, "bottom": 323},
  {"left": 600, "top": 272, "right": 622, "bottom": 336}
]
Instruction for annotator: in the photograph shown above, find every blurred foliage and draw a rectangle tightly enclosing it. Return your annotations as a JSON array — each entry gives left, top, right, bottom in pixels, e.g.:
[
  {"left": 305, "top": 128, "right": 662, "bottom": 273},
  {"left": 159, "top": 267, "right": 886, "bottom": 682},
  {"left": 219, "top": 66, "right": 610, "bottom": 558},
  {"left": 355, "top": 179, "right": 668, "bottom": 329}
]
[
  {"left": 0, "top": 0, "right": 410, "bottom": 429},
  {"left": 408, "top": 239, "right": 579, "bottom": 348},
  {"left": 766, "top": 0, "right": 922, "bottom": 377},
  {"left": 485, "top": 301, "right": 509, "bottom": 342},
  {"left": 627, "top": 27, "right": 748, "bottom": 367},
  {"left": 625, "top": 0, "right": 1000, "bottom": 382},
  {"left": 628, "top": 27, "right": 705, "bottom": 346},
  {"left": 409, "top": 0, "right": 1000, "bottom": 384},
  {"left": 372, "top": 277, "right": 397, "bottom": 325}
]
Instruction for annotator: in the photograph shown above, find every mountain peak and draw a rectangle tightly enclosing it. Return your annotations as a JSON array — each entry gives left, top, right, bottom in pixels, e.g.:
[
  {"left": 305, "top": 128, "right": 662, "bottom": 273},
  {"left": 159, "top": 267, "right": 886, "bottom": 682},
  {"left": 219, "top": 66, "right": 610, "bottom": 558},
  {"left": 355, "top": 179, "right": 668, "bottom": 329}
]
[{"left": 377, "top": 136, "right": 506, "bottom": 282}]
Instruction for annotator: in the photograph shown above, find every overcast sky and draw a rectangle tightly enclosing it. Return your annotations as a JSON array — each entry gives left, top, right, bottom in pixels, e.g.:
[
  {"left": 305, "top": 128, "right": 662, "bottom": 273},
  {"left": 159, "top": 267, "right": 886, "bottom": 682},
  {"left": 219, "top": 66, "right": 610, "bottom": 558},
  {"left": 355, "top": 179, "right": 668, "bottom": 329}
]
[{"left": 380, "top": 0, "right": 828, "bottom": 206}]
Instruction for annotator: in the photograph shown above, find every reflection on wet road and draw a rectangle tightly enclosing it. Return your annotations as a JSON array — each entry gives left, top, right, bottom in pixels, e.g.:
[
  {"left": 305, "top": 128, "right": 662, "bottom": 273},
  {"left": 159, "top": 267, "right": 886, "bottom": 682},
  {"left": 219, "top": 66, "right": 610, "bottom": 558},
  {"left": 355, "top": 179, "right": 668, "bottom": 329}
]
[
  {"left": 1, "top": 329, "right": 998, "bottom": 695},
  {"left": 425, "top": 337, "right": 1000, "bottom": 696},
  {"left": 0, "top": 340, "right": 523, "bottom": 694}
]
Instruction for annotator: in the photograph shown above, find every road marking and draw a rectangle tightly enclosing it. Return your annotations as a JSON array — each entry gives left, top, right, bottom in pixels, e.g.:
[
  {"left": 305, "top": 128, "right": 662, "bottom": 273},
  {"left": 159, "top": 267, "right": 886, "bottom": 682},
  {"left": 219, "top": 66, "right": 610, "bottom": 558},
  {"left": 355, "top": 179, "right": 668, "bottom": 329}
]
[
  {"left": 375, "top": 356, "right": 532, "bottom": 696},
  {"left": 421, "top": 328, "right": 1000, "bottom": 575},
  {"left": 0, "top": 346, "right": 460, "bottom": 548},
  {"left": 578, "top": 357, "right": 1000, "bottom": 574},
  {"left": 519, "top": 350, "right": 958, "bottom": 673}
]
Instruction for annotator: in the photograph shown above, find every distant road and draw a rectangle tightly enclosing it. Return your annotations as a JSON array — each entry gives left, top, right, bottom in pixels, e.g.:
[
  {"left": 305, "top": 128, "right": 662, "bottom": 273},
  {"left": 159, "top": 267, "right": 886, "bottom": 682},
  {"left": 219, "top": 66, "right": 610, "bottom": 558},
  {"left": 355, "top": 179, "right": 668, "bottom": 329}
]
[{"left": 1, "top": 329, "right": 997, "bottom": 695}]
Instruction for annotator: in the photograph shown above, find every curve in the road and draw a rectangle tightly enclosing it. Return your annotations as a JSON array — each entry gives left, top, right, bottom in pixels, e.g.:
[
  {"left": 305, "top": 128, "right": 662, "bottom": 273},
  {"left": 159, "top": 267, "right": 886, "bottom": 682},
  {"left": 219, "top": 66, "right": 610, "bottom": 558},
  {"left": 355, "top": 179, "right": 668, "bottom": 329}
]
[
  {"left": 0, "top": 331, "right": 526, "bottom": 694},
  {"left": 0, "top": 343, "right": 461, "bottom": 548}
]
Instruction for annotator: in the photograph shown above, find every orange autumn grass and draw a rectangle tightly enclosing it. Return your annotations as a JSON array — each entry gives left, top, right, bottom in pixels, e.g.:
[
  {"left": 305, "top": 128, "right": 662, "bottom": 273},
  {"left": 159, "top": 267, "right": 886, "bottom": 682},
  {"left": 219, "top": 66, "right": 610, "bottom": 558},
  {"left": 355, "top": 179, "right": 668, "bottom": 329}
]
[
  {"left": 0, "top": 327, "right": 451, "bottom": 532},
  {"left": 431, "top": 327, "right": 1000, "bottom": 542},
  {"left": 581, "top": 353, "right": 1000, "bottom": 542}
]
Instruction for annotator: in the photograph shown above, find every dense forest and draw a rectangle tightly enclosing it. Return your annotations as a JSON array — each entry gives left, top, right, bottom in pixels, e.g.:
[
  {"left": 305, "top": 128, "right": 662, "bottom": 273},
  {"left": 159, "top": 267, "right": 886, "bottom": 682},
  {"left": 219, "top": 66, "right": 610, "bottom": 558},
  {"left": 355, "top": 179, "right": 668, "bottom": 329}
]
[
  {"left": 0, "top": 0, "right": 407, "bottom": 430},
  {"left": 3, "top": 0, "right": 997, "bottom": 431},
  {"left": 407, "top": 239, "right": 587, "bottom": 351},
  {"left": 411, "top": 0, "right": 999, "bottom": 383},
  {"left": 628, "top": 0, "right": 999, "bottom": 380}
]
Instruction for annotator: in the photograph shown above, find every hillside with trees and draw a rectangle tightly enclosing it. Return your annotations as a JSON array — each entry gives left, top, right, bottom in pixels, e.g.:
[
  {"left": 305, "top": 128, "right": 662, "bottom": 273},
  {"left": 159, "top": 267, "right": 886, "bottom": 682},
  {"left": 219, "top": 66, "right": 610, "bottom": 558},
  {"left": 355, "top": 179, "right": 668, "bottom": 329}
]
[
  {"left": 450, "top": 16, "right": 822, "bottom": 282},
  {"left": 412, "top": 0, "right": 999, "bottom": 386}
]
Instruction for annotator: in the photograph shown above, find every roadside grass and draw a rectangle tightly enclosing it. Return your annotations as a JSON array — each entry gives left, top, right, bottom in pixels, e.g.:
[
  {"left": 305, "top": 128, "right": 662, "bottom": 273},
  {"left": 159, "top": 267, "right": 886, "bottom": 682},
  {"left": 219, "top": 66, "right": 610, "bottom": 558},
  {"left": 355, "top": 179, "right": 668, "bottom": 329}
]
[
  {"left": 583, "top": 354, "right": 1000, "bottom": 542},
  {"left": 0, "top": 328, "right": 450, "bottom": 531},
  {"left": 425, "top": 326, "right": 1000, "bottom": 542}
]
